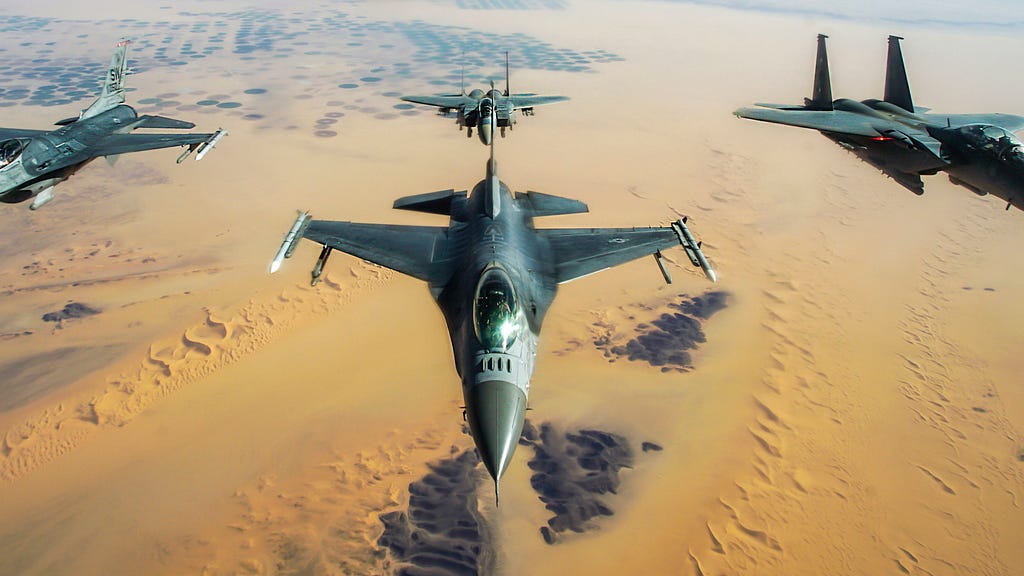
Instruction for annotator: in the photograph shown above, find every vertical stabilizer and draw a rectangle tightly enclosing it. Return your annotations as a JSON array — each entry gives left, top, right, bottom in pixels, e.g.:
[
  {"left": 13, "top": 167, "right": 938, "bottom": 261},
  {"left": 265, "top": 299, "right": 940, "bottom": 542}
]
[
  {"left": 504, "top": 51, "right": 510, "bottom": 97},
  {"left": 80, "top": 38, "right": 131, "bottom": 120},
  {"left": 884, "top": 35, "right": 915, "bottom": 113},
  {"left": 805, "top": 34, "right": 833, "bottom": 110}
]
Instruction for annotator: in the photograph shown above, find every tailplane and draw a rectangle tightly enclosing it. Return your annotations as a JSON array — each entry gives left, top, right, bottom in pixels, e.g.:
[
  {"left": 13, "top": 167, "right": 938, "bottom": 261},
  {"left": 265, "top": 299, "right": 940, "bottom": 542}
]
[
  {"left": 80, "top": 38, "right": 131, "bottom": 120},
  {"left": 804, "top": 34, "right": 833, "bottom": 110},
  {"left": 884, "top": 35, "right": 914, "bottom": 113}
]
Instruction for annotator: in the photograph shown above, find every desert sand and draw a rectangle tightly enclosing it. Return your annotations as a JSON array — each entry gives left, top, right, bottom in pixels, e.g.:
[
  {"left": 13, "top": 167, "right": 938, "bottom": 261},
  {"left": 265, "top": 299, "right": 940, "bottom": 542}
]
[{"left": 0, "top": 1, "right": 1022, "bottom": 575}]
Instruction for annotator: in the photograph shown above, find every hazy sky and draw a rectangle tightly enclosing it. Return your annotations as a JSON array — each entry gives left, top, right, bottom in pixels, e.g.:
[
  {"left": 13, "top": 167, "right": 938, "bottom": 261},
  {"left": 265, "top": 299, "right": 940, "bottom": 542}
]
[{"left": 662, "top": 0, "right": 1024, "bottom": 29}]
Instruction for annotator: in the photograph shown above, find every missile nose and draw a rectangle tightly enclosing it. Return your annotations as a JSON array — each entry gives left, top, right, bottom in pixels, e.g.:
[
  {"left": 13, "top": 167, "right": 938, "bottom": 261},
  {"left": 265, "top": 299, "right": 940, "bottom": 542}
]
[{"left": 465, "top": 380, "right": 527, "bottom": 483}]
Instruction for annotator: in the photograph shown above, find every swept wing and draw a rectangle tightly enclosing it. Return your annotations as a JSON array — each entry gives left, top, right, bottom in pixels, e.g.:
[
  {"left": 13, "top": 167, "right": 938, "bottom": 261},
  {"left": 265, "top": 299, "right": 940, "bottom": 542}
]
[
  {"left": 735, "top": 107, "right": 882, "bottom": 138},
  {"left": 507, "top": 95, "right": 568, "bottom": 109},
  {"left": 0, "top": 128, "right": 48, "bottom": 141},
  {"left": 88, "top": 132, "right": 216, "bottom": 157},
  {"left": 540, "top": 227, "right": 681, "bottom": 284},
  {"left": 400, "top": 95, "right": 478, "bottom": 109},
  {"left": 302, "top": 220, "right": 447, "bottom": 282}
]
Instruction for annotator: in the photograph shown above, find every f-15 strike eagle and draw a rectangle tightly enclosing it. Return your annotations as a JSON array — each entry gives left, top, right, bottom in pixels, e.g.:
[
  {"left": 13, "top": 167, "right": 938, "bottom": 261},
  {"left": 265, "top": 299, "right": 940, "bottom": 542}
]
[
  {"left": 735, "top": 35, "right": 1024, "bottom": 211},
  {"left": 400, "top": 53, "right": 568, "bottom": 145},
  {"left": 0, "top": 39, "right": 226, "bottom": 210},
  {"left": 270, "top": 108, "right": 716, "bottom": 503}
]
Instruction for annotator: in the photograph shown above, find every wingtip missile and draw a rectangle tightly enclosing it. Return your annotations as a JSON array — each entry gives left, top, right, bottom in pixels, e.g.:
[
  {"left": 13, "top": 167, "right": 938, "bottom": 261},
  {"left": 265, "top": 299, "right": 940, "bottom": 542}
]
[
  {"left": 270, "top": 211, "right": 311, "bottom": 274},
  {"left": 195, "top": 128, "right": 228, "bottom": 161},
  {"left": 671, "top": 218, "right": 717, "bottom": 283}
]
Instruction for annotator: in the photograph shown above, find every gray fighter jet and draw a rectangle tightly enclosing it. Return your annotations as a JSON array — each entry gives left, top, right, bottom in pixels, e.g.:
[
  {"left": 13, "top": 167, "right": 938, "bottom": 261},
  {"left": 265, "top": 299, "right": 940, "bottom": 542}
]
[
  {"left": 0, "top": 39, "right": 226, "bottom": 210},
  {"left": 270, "top": 109, "right": 716, "bottom": 502},
  {"left": 735, "top": 35, "right": 1024, "bottom": 211},
  {"left": 400, "top": 53, "right": 567, "bottom": 145}
]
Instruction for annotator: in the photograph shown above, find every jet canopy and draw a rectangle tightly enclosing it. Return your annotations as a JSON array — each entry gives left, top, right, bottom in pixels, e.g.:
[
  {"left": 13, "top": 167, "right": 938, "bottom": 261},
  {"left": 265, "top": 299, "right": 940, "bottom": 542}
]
[
  {"left": 0, "top": 139, "right": 28, "bottom": 170},
  {"left": 479, "top": 98, "right": 493, "bottom": 118},
  {"left": 960, "top": 124, "right": 1024, "bottom": 160},
  {"left": 474, "top": 267, "right": 521, "bottom": 352}
]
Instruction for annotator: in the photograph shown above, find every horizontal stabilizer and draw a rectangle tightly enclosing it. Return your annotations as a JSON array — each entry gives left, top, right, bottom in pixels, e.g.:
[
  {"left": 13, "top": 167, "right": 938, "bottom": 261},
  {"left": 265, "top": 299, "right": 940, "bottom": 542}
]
[
  {"left": 754, "top": 102, "right": 811, "bottom": 110},
  {"left": 136, "top": 115, "right": 196, "bottom": 130},
  {"left": 515, "top": 191, "right": 588, "bottom": 217},
  {"left": 393, "top": 189, "right": 466, "bottom": 215}
]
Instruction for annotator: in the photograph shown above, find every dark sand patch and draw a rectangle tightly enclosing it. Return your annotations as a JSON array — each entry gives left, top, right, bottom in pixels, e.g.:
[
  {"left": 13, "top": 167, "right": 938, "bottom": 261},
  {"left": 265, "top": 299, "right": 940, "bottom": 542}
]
[
  {"left": 378, "top": 449, "right": 493, "bottom": 575},
  {"left": 41, "top": 302, "right": 101, "bottom": 323},
  {"left": 520, "top": 421, "right": 636, "bottom": 544},
  {"left": 596, "top": 291, "right": 729, "bottom": 372}
]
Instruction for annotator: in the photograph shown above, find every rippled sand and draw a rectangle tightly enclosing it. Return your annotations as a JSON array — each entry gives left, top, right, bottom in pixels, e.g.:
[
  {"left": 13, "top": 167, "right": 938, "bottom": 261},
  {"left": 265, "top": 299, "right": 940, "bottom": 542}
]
[{"left": 0, "top": 1, "right": 1022, "bottom": 575}]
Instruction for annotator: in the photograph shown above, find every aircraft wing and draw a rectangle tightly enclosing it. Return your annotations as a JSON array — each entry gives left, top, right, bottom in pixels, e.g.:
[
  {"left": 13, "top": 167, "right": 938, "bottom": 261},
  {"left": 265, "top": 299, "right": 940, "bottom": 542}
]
[
  {"left": 932, "top": 113, "right": 1024, "bottom": 133},
  {"left": 735, "top": 107, "right": 883, "bottom": 138},
  {"left": 88, "top": 132, "right": 215, "bottom": 157},
  {"left": 539, "top": 227, "right": 681, "bottom": 284},
  {"left": 303, "top": 220, "right": 447, "bottom": 282},
  {"left": 509, "top": 95, "right": 568, "bottom": 109},
  {"left": 400, "top": 95, "right": 477, "bottom": 109},
  {"left": 0, "top": 128, "right": 48, "bottom": 140}
]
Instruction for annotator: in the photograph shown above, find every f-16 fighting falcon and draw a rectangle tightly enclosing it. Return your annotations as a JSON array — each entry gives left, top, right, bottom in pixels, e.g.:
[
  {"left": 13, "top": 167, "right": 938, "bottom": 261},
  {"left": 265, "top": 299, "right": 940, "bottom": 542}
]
[
  {"left": 0, "top": 39, "right": 226, "bottom": 210},
  {"left": 400, "top": 53, "right": 568, "bottom": 145},
  {"left": 735, "top": 35, "right": 1024, "bottom": 211},
  {"left": 270, "top": 109, "right": 716, "bottom": 502}
]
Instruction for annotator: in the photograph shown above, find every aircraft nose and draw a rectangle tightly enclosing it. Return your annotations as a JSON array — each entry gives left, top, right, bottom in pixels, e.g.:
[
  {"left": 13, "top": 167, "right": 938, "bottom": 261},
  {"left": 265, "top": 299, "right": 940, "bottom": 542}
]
[
  {"left": 478, "top": 122, "right": 493, "bottom": 145},
  {"left": 465, "top": 380, "right": 527, "bottom": 483}
]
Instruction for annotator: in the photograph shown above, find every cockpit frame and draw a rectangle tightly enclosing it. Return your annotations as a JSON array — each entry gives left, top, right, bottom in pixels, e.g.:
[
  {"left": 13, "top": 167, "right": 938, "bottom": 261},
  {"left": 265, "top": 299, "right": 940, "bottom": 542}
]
[
  {"left": 960, "top": 124, "right": 1024, "bottom": 161},
  {"left": 0, "top": 139, "right": 29, "bottom": 170},
  {"left": 473, "top": 267, "right": 521, "bottom": 352}
]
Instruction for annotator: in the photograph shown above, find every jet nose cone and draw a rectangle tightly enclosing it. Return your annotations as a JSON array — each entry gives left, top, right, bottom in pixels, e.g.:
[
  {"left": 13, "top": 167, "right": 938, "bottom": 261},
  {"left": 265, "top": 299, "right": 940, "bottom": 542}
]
[
  {"left": 478, "top": 121, "right": 493, "bottom": 145},
  {"left": 465, "top": 380, "right": 527, "bottom": 482}
]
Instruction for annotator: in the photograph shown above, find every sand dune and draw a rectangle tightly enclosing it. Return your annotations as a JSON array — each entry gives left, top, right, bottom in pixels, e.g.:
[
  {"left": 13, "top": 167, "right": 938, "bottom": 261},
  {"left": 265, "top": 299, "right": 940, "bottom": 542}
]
[
  {"left": 0, "top": 1, "right": 1022, "bottom": 575},
  {"left": 0, "top": 263, "right": 388, "bottom": 483}
]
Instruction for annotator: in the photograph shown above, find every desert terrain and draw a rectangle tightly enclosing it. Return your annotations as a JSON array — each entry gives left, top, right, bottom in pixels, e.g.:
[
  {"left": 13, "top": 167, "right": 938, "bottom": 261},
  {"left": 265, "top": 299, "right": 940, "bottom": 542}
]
[{"left": 0, "top": 1, "right": 1022, "bottom": 574}]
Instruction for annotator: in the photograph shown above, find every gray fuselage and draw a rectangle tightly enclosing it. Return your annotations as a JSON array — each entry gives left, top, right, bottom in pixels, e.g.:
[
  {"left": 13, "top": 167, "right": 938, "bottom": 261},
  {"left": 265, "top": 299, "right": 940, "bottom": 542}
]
[
  {"left": 430, "top": 159, "right": 557, "bottom": 486},
  {"left": 818, "top": 98, "right": 1024, "bottom": 207},
  {"left": 0, "top": 105, "right": 140, "bottom": 203}
]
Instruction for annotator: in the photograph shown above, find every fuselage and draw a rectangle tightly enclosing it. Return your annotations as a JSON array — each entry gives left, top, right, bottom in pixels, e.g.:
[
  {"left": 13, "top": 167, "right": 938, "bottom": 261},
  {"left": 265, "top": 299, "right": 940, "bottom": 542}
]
[
  {"left": 817, "top": 98, "right": 1024, "bottom": 208},
  {"left": 458, "top": 89, "right": 513, "bottom": 145},
  {"left": 429, "top": 157, "right": 557, "bottom": 489},
  {"left": 930, "top": 124, "right": 1024, "bottom": 208},
  {"left": 0, "top": 105, "right": 139, "bottom": 203}
]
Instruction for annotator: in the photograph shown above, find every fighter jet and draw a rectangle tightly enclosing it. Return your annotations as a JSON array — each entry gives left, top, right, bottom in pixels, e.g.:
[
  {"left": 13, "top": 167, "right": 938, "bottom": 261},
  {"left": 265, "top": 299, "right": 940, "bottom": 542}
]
[
  {"left": 270, "top": 108, "right": 716, "bottom": 502},
  {"left": 400, "top": 53, "right": 568, "bottom": 145},
  {"left": 0, "top": 39, "right": 226, "bottom": 210},
  {"left": 735, "top": 35, "right": 1024, "bottom": 211}
]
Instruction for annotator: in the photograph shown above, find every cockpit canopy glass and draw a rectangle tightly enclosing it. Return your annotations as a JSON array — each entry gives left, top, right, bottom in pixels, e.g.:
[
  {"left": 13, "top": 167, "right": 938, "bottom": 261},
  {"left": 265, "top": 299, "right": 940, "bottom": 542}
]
[
  {"left": 960, "top": 124, "right": 1024, "bottom": 159},
  {"left": 0, "top": 139, "right": 28, "bottom": 170},
  {"left": 474, "top": 268, "right": 520, "bottom": 352},
  {"left": 479, "top": 98, "right": 493, "bottom": 119}
]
